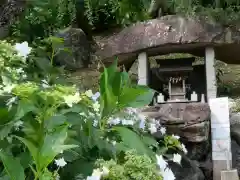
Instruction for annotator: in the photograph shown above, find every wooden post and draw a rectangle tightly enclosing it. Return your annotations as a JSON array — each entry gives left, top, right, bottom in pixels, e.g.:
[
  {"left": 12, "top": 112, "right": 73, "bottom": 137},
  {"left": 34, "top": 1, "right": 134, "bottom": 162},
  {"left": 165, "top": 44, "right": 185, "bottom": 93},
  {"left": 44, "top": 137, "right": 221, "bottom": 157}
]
[{"left": 137, "top": 52, "right": 149, "bottom": 86}]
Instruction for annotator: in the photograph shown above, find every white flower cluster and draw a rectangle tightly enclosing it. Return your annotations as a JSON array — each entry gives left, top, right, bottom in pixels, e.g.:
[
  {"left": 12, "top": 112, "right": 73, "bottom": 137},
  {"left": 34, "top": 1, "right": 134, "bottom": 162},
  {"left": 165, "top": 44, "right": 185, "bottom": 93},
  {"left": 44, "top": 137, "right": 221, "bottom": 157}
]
[
  {"left": 171, "top": 135, "right": 188, "bottom": 154},
  {"left": 14, "top": 42, "right": 32, "bottom": 59},
  {"left": 63, "top": 92, "right": 82, "bottom": 107},
  {"left": 86, "top": 166, "right": 109, "bottom": 180},
  {"left": 0, "top": 41, "right": 31, "bottom": 96},
  {"left": 63, "top": 90, "right": 100, "bottom": 111},
  {"left": 55, "top": 158, "right": 67, "bottom": 167},
  {"left": 156, "top": 153, "right": 181, "bottom": 180},
  {"left": 107, "top": 107, "right": 167, "bottom": 136}
]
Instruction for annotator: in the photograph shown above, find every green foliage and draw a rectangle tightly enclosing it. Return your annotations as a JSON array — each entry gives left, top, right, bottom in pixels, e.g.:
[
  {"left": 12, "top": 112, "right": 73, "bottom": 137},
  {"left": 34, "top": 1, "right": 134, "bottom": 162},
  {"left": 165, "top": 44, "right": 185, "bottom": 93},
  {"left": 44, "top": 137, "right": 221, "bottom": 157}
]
[
  {"left": 96, "top": 150, "right": 163, "bottom": 180},
  {"left": 0, "top": 151, "right": 25, "bottom": 180},
  {"left": 11, "top": 0, "right": 76, "bottom": 43},
  {"left": 99, "top": 59, "right": 155, "bottom": 119},
  {"left": 84, "top": 0, "right": 150, "bottom": 30},
  {"left": 0, "top": 41, "right": 185, "bottom": 180}
]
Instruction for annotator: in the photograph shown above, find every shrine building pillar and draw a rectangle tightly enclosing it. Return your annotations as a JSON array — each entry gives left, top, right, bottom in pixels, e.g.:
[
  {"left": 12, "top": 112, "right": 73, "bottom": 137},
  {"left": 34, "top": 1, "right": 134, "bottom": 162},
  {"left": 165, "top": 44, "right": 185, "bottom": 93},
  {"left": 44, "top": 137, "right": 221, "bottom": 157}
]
[
  {"left": 205, "top": 47, "right": 217, "bottom": 100},
  {"left": 137, "top": 52, "right": 149, "bottom": 85}
]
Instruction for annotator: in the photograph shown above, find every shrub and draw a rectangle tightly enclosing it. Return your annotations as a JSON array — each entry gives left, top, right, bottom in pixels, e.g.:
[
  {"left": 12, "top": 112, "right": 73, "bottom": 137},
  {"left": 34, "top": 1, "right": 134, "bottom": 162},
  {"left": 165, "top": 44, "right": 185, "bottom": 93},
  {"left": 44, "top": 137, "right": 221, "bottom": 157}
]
[
  {"left": 11, "top": 0, "right": 76, "bottom": 43},
  {"left": 0, "top": 40, "right": 186, "bottom": 180}
]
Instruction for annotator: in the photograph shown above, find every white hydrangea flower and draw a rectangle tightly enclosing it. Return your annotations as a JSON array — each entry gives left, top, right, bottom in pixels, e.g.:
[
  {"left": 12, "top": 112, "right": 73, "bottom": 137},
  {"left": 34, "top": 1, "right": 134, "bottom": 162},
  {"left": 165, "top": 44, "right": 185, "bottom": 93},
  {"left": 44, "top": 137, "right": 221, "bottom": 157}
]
[
  {"left": 149, "top": 123, "right": 157, "bottom": 134},
  {"left": 162, "top": 167, "right": 175, "bottom": 180},
  {"left": 112, "top": 141, "right": 116, "bottom": 146},
  {"left": 172, "top": 153, "right": 181, "bottom": 164},
  {"left": 156, "top": 154, "right": 167, "bottom": 170},
  {"left": 22, "top": 74, "right": 27, "bottom": 79},
  {"left": 93, "top": 102, "right": 100, "bottom": 112},
  {"left": 92, "top": 92, "right": 100, "bottom": 101},
  {"left": 139, "top": 119, "right": 145, "bottom": 129},
  {"left": 6, "top": 96, "right": 18, "bottom": 110},
  {"left": 85, "top": 90, "right": 93, "bottom": 97},
  {"left": 16, "top": 68, "right": 24, "bottom": 74},
  {"left": 160, "top": 127, "right": 166, "bottom": 135},
  {"left": 79, "top": 112, "right": 86, "bottom": 116},
  {"left": 14, "top": 42, "right": 32, "bottom": 59},
  {"left": 41, "top": 79, "right": 50, "bottom": 89},
  {"left": 138, "top": 114, "right": 146, "bottom": 120},
  {"left": 55, "top": 158, "right": 67, "bottom": 167},
  {"left": 87, "top": 168, "right": 103, "bottom": 180},
  {"left": 93, "top": 119, "right": 98, "bottom": 127},
  {"left": 63, "top": 92, "right": 81, "bottom": 107},
  {"left": 55, "top": 174, "right": 60, "bottom": 180},
  {"left": 181, "top": 143, "right": 188, "bottom": 154},
  {"left": 89, "top": 112, "right": 95, "bottom": 117},
  {"left": 138, "top": 114, "right": 146, "bottom": 129},
  {"left": 14, "top": 120, "right": 23, "bottom": 131},
  {"left": 108, "top": 117, "right": 121, "bottom": 125},
  {"left": 121, "top": 119, "right": 134, "bottom": 126},
  {"left": 86, "top": 175, "right": 101, "bottom": 180},
  {"left": 102, "top": 166, "right": 109, "bottom": 177},
  {"left": 3, "top": 84, "right": 16, "bottom": 93},
  {"left": 126, "top": 107, "right": 137, "bottom": 115},
  {"left": 92, "top": 168, "right": 103, "bottom": 176},
  {"left": 172, "top": 134, "right": 180, "bottom": 140}
]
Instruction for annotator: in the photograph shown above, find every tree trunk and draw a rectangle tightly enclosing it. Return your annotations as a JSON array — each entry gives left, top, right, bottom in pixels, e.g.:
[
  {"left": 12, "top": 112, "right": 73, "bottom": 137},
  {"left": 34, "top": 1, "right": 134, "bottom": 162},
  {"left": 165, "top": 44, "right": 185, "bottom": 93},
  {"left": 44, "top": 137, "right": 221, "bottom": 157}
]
[{"left": 75, "top": 0, "right": 94, "bottom": 42}]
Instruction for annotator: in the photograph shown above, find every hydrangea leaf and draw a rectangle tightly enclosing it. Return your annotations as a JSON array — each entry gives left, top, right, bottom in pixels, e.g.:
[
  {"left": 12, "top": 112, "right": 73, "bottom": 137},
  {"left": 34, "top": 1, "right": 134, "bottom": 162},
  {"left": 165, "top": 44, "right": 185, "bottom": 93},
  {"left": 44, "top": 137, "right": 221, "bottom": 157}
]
[{"left": 0, "top": 151, "right": 25, "bottom": 180}]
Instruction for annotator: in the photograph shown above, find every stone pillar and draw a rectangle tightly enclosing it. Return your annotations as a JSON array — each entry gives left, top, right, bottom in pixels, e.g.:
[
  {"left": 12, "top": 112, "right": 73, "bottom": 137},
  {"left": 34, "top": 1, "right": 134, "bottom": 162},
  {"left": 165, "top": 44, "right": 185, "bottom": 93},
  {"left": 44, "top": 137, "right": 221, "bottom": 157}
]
[
  {"left": 205, "top": 47, "right": 217, "bottom": 100},
  {"left": 205, "top": 47, "right": 232, "bottom": 180},
  {"left": 137, "top": 52, "right": 149, "bottom": 85},
  {"left": 209, "top": 97, "right": 232, "bottom": 180}
]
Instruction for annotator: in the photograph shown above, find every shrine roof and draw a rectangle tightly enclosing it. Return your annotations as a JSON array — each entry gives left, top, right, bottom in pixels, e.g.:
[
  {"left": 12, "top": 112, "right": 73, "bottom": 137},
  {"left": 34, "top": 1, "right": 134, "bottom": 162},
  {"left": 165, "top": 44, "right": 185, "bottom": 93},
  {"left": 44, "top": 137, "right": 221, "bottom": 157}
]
[{"left": 96, "top": 15, "right": 240, "bottom": 66}]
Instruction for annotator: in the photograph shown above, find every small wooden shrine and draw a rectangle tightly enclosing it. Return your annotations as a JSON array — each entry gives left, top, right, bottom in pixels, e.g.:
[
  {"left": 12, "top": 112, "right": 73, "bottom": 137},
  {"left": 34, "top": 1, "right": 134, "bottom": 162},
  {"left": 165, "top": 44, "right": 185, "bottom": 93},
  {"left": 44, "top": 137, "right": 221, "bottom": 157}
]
[
  {"left": 153, "top": 57, "right": 194, "bottom": 102},
  {"left": 149, "top": 57, "right": 205, "bottom": 104}
]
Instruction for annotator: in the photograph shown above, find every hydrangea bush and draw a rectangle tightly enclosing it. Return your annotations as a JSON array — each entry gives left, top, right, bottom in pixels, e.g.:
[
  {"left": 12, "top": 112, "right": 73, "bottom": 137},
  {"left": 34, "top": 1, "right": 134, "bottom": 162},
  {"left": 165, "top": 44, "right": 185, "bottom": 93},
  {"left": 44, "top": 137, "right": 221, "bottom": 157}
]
[{"left": 0, "top": 40, "right": 187, "bottom": 180}]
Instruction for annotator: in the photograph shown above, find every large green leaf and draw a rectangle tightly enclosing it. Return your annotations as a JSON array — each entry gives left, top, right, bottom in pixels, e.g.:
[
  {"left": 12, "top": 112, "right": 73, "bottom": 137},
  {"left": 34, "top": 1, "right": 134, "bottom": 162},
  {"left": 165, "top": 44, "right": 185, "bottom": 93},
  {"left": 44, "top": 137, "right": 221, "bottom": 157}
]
[
  {"left": 38, "top": 169, "right": 53, "bottom": 180},
  {"left": 61, "top": 159, "right": 95, "bottom": 179},
  {"left": 99, "top": 59, "right": 118, "bottom": 95},
  {"left": 100, "top": 91, "right": 117, "bottom": 119},
  {"left": 64, "top": 112, "right": 83, "bottom": 126},
  {"left": 119, "top": 86, "right": 154, "bottom": 108},
  {"left": 0, "top": 151, "right": 25, "bottom": 180},
  {"left": 111, "top": 72, "right": 122, "bottom": 97},
  {"left": 15, "top": 137, "right": 38, "bottom": 167},
  {"left": 100, "top": 64, "right": 117, "bottom": 118},
  {"left": 0, "top": 123, "right": 14, "bottom": 140},
  {"left": 113, "top": 127, "right": 154, "bottom": 157},
  {"left": 0, "top": 108, "right": 15, "bottom": 140},
  {"left": 39, "top": 125, "right": 78, "bottom": 170},
  {"left": 44, "top": 114, "right": 67, "bottom": 129},
  {"left": 18, "top": 152, "right": 33, "bottom": 169},
  {"left": 14, "top": 100, "right": 37, "bottom": 120}
]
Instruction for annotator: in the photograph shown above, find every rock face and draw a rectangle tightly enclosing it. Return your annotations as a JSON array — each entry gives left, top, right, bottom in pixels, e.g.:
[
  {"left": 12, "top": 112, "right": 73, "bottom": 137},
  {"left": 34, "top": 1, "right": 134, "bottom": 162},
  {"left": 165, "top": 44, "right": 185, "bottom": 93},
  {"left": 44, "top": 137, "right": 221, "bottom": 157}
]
[
  {"left": 169, "top": 155, "right": 205, "bottom": 180},
  {"left": 55, "top": 28, "right": 92, "bottom": 70},
  {"left": 141, "top": 103, "right": 211, "bottom": 179},
  {"left": 142, "top": 103, "right": 211, "bottom": 142},
  {"left": 96, "top": 15, "right": 240, "bottom": 66},
  {"left": 0, "top": 0, "right": 26, "bottom": 39},
  {"left": 142, "top": 103, "right": 211, "bottom": 180},
  {"left": 141, "top": 103, "right": 240, "bottom": 179}
]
